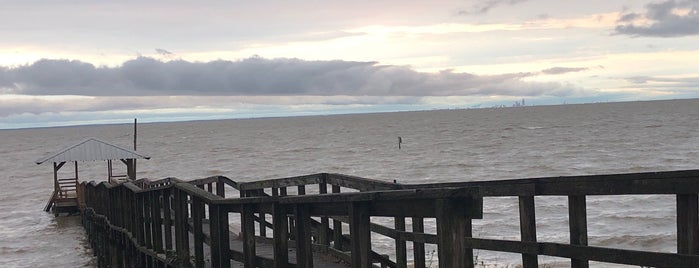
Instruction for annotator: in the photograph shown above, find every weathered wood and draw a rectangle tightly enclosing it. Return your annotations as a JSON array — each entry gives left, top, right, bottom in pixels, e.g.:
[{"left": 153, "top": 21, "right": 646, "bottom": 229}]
[
  {"left": 209, "top": 203, "right": 230, "bottom": 268},
  {"left": 519, "top": 195, "right": 538, "bottom": 268},
  {"left": 436, "top": 199, "right": 473, "bottom": 268},
  {"left": 173, "top": 189, "right": 190, "bottom": 265},
  {"left": 295, "top": 204, "right": 314, "bottom": 268},
  {"left": 162, "top": 189, "right": 173, "bottom": 251},
  {"left": 568, "top": 195, "right": 589, "bottom": 268},
  {"left": 150, "top": 191, "right": 164, "bottom": 253},
  {"left": 412, "top": 217, "right": 426, "bottom": 268},
  {"left": 677, "top": 194, "right": 699, "bottom": 254},
  {"left": 273, "top": 203, "right": 289, "bottom": 268},
  {"left": 192, "top": 196, "right": 205, "bottom": 268},
  {"left": 242, "top": 203, "right": 257, "bottom": 268},
  {"left": 332, "top": 185, "right": 344, "bottom": 251},
  {"left": 395, "top": 217, "right": 407, "bottom": 268},
  {"left": 350, "top": 202, "right": 371, "bottom": 268}
]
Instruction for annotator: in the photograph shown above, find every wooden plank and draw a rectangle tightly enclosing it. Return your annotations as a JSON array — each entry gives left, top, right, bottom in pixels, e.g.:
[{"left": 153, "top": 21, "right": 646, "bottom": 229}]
[
  {"left": 319, "top": 181, "right": 330, "bottom": 246},
  {"left": 192, "top": 197, "right": 205, "bottom": 268},
  {"left": 173, "top": 189, "right": 190, "bottom": 265},
  {"left": 294, "top": 204, "right": 314, "bottom": 268},
  {"left": 568, "top": 195, "right": 589, "bottom": 268},
  {"left": 677, "top": 194, "right": 699, "bottom": 254},
  {"left": 332, "top": 185, "right": 343, "bottom": 251},
  {"left": 395, "top": 217, "right": 407, "bottom": 268},
  {"left": 273, "top": 203, "right": 289, "bottom": 268},
  {"left": 209, "top": 204, "right": 231, "bottom": 268},
  {"left": 539, "top": 242, "right": 699, "bottom": 267},
  {"left": 435, "top": 199, "right": 473, "bottom": 268},
  {"left": 151, "top": 191, "right": 164, "bottom": 253},
  {"left": 518, "top": 195, "right": 538, "bottom": 268},
  {"left": 349, "top": 202, "right": 371, "bottom": 268},
  {"left": 412, "top": 217, "right": 426, "bottom": 268},
  {"left": 242, "top": 204, "right": 257, "bottom": 268},
  {"left": 162, "top": 189, "right": 173, "bottom": 251}
]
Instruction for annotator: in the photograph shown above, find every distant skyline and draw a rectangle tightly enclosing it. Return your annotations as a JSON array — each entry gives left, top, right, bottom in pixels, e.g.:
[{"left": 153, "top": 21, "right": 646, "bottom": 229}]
[{"left": 1, "top": 0, "right": 698, "bottom": 129}]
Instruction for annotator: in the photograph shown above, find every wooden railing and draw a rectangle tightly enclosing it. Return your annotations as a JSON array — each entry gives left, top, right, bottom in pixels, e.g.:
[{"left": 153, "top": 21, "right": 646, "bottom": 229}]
[{"left": 81, "top": 170, "right": 699, "bottom": 268}]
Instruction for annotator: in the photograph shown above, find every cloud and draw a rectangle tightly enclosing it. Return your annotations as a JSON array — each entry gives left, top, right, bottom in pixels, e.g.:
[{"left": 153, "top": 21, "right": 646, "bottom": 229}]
[
  {"left": 615, "top": 0, "right": 699, "bottom": 37},
  {"left": 0, "top": 57, "right": 580, "bottom": 97},
  {"left": 541, "top": 67, "right": 589, "bottom": 75},
  {"left": 458, "top": 0, "right": 528, "bottom": 15}
]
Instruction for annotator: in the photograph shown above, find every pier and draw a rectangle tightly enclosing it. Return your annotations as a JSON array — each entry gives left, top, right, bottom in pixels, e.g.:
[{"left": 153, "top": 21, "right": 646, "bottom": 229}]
[{"left": 80, "top": 170, "right": 699, "bottom": 267}]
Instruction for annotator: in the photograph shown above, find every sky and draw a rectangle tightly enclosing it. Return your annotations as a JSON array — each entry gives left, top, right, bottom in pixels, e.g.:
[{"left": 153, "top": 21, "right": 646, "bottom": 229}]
[{"left": 1, "top": 0, "right": 698, "bottom": 129}]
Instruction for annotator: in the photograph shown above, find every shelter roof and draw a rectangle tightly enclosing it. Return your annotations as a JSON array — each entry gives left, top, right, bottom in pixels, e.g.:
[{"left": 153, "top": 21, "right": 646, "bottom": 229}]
[{"left": 35, "top": 138, "right": 150, "bottom": 165}]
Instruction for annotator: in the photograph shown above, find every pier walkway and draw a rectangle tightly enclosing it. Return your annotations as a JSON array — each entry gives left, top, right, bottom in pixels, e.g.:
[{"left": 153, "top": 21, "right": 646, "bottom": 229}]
[{"left": 80, "top": 170, "right": 699, "bottom": 267}]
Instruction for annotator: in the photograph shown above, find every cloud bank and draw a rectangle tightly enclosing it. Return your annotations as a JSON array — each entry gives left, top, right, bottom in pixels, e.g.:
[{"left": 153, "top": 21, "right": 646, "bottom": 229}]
[
  {"left": 615, "top": 0, "right": 699, "bottom": 37},
  {"left": 0, "top": 57, "right": 581, "bottom": 97}
]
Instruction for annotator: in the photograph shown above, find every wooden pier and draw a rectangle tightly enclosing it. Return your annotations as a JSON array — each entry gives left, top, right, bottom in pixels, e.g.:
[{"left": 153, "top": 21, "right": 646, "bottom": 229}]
[{"left": 80, "top": 170, "right": 699, "bottom": 267}]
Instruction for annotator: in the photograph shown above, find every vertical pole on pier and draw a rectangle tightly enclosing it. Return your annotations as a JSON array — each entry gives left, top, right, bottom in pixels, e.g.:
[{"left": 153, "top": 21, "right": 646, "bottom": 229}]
[
  {"left": 568, "top": 195, "right": 589, "bottom": 268},
  {"left": 395, "top": 217, "right": 407, "bottom": 268},
  {"left": 162, "top": 188, "right": 173, "bottom": 251},
  {"left": 151, "top": 191, "right": 164, "bottom": 253},
  {"left": 273, "top": 203, "right": 289, "bottom": 268},
  {"left": 519, "top": 195, "right": 538, "bottom": 268},
  {"left": 209, "top": 203, "right": 231, "bottom": 268},
  {"left": 216, "top": 180, "right": 226, "bottom": 198},
  {"left": 436, "top": 199, "right": 473, "bottom": 268},
  {"left": 332, "top": 185, "right": 344, "bottom": 251},
  {"left": 192, "top": 196, "right": 206, "bottom": 268},
  {"left": 350, "top": 201, "right": 371, "bottom": 268},
  {"left": 174, "top": 189, "right": 190, "bottom": 265},
  {"left": 133, "top": 118, "right": 137, "bottom": 179},
  {"left": 294, "top": 204, "right": 314, "bottom": 268},
  {"left": 319, "top": 175, "right": 330, "bottom": 246},
  {"left": 412, "top": 217, "right": 426, "bottom": 268},
  {"left": 677, "top": 194, "right": 699, "bottom": 254},
  {"left": 242, "top": 203, "right": 257, "bottom": 268}
]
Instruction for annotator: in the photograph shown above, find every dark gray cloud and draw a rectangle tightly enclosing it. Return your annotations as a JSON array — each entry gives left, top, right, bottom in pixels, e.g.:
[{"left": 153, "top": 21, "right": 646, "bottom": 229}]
[
  {"left": 0, "top": 57, "right": 580, "bottom": 97},
  {"left": 458, "top": 0, "right": 528, "bottom": 15},
  {"left": 615, "top": 0, "right": 699, "bottom": 37}
]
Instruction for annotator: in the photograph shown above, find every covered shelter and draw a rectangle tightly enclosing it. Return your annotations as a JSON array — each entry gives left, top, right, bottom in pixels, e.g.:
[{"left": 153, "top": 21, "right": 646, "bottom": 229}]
[{"left": 36, "top": 138, "right": 150, "bottom": 214}]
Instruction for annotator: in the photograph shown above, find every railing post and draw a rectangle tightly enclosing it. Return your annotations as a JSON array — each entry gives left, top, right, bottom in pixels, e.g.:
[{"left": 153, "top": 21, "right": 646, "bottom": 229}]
[
  {"left": 242, "top": 203, "right": 257, "bottom": 268},
  {"left": 332, "top": 185, "right": 343, "bottom": 251},
  {"left": 395, "top": 217, "right": 407, "bottom": 268},
  {"left": 173, "top": 188, "right": 190, "bottom": 266},
  {"left": 162, "top": 188, "right": 173, "bottom": 251},
  {"left": 209, "top": 203, "right": 231, "bottom": 268},
  {"left": 569, "top": 195, "right": 589, "bottom": 268},
  {"left": 677, "top": 194, "right": 699, "bottom": 254},
  {"left": 216, "top": 180, "right": 226, "bottom": 198},
  {"left": 151, "top": 190, "right": 164, "bottom": 253},
  {"left": 192, "top": 196, "right": 206, "bottom": 268},
  {"left": 273, "top": 203, "right": 289, "bottom": 268},
  {"left": 319, "top": 176, "right": 330, "bottom": 246},
  {"left": 412, "top": 217, "right": 426, "bottom": 268},
  {"left": 519, "top": 195, "right": 538, "bottom": 268},
  {"left": 294, "top": 204, "right": 314, "bottom": 268},
  {"left": 350, "top": 201, "right": 371, "bottom": 268},
  {"left": 436, "top": 198, "right": 473, "bottom": 268}
]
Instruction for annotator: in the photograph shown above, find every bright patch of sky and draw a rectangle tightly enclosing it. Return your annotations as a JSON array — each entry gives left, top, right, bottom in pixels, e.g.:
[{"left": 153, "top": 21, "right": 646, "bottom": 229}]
[{"left": 1, "top": 0, "right": 698, "bottom": 129}]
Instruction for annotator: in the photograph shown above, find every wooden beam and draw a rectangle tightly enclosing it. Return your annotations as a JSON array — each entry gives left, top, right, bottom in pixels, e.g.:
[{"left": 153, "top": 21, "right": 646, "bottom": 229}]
[
  {"left": 677, "top": 194, "right": 699, "bottom": 254},
  {"left": 349, "top": 202, "right": 371, "bottom": 268},
  {"left": 294, "top": 204, "right": 313, "bottom": 268},
  {"left": 436, "top": 199, "right": 473, "bottom": 268},
  {"left": 568, "top": 195, "right": 588, "bottom": 268},
  {"left": 519, "top": 195, "right": 538, "bottom": 268}
]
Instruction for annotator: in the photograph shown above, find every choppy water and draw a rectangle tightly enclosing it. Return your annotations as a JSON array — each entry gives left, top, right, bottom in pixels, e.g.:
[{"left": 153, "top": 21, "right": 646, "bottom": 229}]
[{"left": 1, "top": 99, "right": 698, "bottom": 267}]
